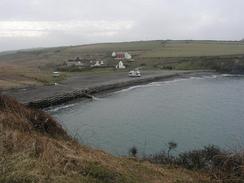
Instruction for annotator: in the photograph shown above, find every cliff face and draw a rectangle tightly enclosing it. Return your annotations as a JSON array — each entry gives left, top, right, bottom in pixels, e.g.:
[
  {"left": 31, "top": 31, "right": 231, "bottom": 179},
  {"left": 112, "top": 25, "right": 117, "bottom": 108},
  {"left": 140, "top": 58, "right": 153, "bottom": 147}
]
[{"left": 0, "top": 96, "right": 210, "bottom": 183}]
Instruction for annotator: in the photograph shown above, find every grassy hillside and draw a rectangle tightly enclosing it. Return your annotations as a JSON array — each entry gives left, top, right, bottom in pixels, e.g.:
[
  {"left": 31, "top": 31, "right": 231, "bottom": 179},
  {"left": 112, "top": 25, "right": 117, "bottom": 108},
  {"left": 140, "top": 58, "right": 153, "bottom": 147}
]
[
  {"left": 1, "top": 40, "right": 244, "bottom": 90},
  {"left": 1, "top": 40, "right": 244, "bottom": 67},
  {"left": 0, "top": 95, "right": 210, "bottom": 183},
  {"left": 140, "top": 41, "right": 244, "bottom": 57}
]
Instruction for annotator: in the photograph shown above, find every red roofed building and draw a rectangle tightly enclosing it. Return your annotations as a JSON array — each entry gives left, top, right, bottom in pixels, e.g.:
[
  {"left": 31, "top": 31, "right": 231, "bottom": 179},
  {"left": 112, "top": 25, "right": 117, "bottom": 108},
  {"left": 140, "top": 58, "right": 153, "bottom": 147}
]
[
  {"left": 116, "top": 52, "right": 125, "bottom": 59},
  {"left": 112, "top": 52, "right": 132, "bottom": 60}
]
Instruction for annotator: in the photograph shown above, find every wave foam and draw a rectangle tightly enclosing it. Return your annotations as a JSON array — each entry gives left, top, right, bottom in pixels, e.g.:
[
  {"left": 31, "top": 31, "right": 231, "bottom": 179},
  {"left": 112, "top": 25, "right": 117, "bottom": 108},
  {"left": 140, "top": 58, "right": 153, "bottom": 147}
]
[
  {"left": 48, "top": 103, "right": 76, "bottom": 113},
  {"left": 115, "top": 75, "right": 219, "bottom": 93},
  {"left": 221, "top": 74, "right": 244, "bottom": 77}
]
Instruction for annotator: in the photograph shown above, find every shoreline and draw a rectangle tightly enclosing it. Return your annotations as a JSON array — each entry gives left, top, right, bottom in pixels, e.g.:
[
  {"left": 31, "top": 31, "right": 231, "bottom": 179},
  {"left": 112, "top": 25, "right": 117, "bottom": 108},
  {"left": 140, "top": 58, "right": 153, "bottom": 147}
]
[
  {"left": 1, "top": 70, "right": 215, "bottom": 109},
  {"left": 27, "top": 71, "right": 214, "bottom": 109}
]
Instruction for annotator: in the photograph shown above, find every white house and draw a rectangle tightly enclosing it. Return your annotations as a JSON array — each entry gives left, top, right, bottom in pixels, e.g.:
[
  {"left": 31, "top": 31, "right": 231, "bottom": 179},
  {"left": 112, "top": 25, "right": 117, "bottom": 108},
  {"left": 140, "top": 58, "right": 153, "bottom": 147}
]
[
  {"left": 112, "top": 52, "right": 116, "bottom": 57},
  {"left": 94, "top": 61, "right": 101, "bottom": 67},
  {"left": 116, "top": 61, "right": 126, "bottom": 69},
  {"left": 124, "top": 52, "right": 132, "bottom": 60},
  {"left": 66, "top": 61, "right": 84, "bottom": 67}
]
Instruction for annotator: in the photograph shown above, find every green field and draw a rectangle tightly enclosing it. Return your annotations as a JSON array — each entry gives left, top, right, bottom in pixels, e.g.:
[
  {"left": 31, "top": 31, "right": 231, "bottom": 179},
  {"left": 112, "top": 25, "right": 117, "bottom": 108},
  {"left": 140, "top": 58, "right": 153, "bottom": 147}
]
[
  {"left": 141, "top": 41, "right": 244, "bottom": 57},
  {"left": 1, "top": 40, "right": 244, "bottom": 89},
  {"left": 1, "top": 40, "right": 244, "bottom": 67}
]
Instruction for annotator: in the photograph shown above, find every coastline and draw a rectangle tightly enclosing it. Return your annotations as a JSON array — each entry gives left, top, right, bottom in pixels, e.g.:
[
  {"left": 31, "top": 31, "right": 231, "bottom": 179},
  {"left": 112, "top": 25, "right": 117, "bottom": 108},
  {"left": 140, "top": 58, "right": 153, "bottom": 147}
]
[{"left": 1, "top": 70, "right": 215, "bottom": 109}]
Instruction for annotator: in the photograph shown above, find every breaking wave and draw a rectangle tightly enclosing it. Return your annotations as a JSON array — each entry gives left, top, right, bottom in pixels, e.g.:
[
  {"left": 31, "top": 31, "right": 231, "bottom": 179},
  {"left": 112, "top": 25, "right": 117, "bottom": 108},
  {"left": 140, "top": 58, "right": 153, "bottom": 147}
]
[
  {"left": 47, "top": 103, "right": 77, "bottom": 113},
  {"left": 221, "top": 74, "right": 244, "bottom": 77},
  {"left": 116, "top": 75, "right": 219, "bottom": 93}
]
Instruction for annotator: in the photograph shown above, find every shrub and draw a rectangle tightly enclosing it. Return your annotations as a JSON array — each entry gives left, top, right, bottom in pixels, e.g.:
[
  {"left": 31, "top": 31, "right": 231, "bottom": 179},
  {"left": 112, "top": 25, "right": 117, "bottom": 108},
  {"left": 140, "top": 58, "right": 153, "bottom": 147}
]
[
  {"left": 129, "top": 146, "right": 138, "bottom": 157},
  {"left": 176, "top": 145, "right": 226, "bottom": 170},
  {"left": 145, "top": 144, "right": 244, "bottom": 182}
]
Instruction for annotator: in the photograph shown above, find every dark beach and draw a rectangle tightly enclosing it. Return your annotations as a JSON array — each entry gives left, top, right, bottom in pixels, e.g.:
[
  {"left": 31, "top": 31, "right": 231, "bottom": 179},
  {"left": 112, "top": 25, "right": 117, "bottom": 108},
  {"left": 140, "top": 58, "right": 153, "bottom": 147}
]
[{"left": 1, "top": 70, "right": 214, "bottom": 108}]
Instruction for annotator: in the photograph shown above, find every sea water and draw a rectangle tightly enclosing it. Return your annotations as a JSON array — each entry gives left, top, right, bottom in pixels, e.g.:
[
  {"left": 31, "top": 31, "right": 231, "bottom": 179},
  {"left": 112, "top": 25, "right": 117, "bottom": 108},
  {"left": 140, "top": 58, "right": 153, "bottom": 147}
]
[{"left": 50, "top": 75, "right": 244, "bottom": 156}]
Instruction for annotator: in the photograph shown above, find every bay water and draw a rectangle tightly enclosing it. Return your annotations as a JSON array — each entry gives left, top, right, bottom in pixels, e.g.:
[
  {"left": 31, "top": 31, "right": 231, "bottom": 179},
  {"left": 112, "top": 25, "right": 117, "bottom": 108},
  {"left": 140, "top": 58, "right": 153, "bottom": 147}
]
[{"left": 50, "top": 74, "right": 244, "bottom": 156}]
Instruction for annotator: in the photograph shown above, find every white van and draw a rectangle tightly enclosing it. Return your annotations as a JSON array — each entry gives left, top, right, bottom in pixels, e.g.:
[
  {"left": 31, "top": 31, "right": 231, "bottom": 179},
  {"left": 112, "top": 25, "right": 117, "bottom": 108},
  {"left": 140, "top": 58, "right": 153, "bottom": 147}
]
[{"left": 128, "top": 70, "right": 141, "bottom": 77}]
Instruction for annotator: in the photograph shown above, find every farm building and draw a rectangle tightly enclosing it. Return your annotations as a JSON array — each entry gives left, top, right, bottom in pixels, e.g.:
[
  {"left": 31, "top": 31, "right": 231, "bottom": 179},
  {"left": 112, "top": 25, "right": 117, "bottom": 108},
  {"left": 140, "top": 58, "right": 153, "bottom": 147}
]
[
  {"left": 65, "top": 57, "right": 89, "bottom": 67},
  {"left": 115, "top": 61, "right": 126, "bottom": 69},
  {"left": 92, "top": 61, "right": 104, "bottom": 67},
  {"left": 124, "top": 52, "right": 132, "bottom": 60},
  {"left": 66, "top": 60, "right": 84, "bottom": 67},
  {"left": 65, "top": 57, "right": 106, "bottom": 67},
  {"left": 112, "top": 52, "right": 132, "bottom": 60}
]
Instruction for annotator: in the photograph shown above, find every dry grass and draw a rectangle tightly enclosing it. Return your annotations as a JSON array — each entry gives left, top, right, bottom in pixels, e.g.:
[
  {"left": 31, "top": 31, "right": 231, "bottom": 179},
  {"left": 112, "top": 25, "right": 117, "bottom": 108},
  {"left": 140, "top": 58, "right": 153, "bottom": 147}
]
[
  {"left": 0, "top": 95, "right": 69, "bottom": 140},
  {"left": 0, "top": 95, "right": 211, "bottom": 183},
  {"left": 0, "top": 64, "right": 67, "bottom": 90},
  {"left": 0, "top": 64, "right": 40, "bottom": 90}
]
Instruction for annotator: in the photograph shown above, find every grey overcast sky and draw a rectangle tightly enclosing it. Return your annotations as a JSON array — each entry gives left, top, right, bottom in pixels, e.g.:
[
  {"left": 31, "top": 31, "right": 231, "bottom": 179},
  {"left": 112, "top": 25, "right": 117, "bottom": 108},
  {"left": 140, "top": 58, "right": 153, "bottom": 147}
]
[{"left": 0, "top": 0, "right": 244, "bottom": 51}]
